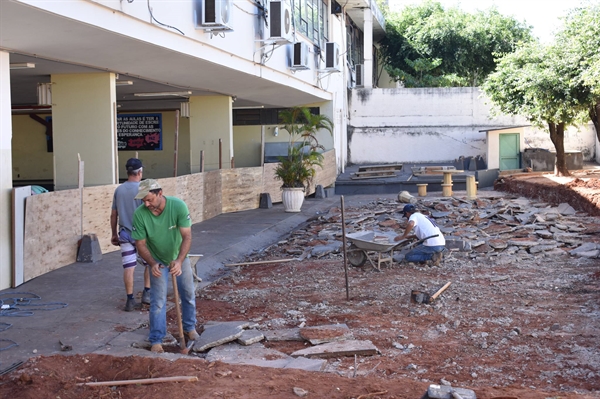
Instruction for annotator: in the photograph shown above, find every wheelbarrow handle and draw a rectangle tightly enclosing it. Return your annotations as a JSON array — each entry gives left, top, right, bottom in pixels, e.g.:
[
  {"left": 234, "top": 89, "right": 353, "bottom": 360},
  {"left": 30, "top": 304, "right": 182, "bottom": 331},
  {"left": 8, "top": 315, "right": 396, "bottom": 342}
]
[{"left": 394, "top": 234, "right": 439, "bottom": 250}]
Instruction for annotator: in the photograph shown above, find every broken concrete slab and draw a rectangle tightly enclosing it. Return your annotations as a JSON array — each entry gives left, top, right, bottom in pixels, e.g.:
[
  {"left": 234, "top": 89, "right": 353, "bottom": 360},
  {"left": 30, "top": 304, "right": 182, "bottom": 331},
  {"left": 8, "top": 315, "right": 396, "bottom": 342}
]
[
  {"left": 488, "top": 239, "right": 508, "bottom": 250},
  {"left": 290, "top": 339, "right": 379, "bottom": 359},
  {"left": 193, "top": 322, "right": 244, "bottom": 352},
  {"left": 535, "top": 230, "right": 553, "bottom": 239},
  {"left": 263, "top": 328, "right": 303, "bottom": 341},
  {"left": 299, "top": 324, "right": 352, "bottom": 345},
  {"left": 237, "top": 329, "right": 264, "bottom": 346},
  {"left": 206, "top": 342, "right": 326, "bottom": 371},
  {"left": 557, "top": 203, "right": 577, "bottom": 215},
  {"left": 569, "top": 242, "right": 599, "bottom": 256},
  {"left": 311, "top": 241, "right": 342, "bottom": 257}
]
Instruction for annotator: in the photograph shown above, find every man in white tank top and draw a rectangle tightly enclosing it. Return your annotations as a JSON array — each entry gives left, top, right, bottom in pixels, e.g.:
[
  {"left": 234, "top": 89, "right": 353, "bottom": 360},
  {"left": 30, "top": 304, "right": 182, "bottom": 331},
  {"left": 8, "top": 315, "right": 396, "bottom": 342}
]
[{"left": 395, "top": 204, "right": 445, "bottom": 266}]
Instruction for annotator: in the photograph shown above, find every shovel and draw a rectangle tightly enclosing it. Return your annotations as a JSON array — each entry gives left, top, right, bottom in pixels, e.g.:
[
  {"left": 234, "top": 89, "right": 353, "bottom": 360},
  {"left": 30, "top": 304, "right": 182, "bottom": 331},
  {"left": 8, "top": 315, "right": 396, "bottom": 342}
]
[
  {"left": 423, "top": 384, "right": 477, "bottom": 399},
  {"left": 411, "top": 282, "right": 451, "bottom": 304},
  {"left": 171, "top": 267, "right": 194, "bottom": 355}
]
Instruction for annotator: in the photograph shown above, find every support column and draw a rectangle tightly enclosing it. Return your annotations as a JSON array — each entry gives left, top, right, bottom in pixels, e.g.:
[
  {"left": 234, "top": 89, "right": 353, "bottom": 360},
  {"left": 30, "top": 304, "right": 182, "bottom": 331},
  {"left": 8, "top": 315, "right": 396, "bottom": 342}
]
[
  {"left": 363, "top": 7, "right": 373, "bottom": 88},
  {"left": 189, "top": 96, "right": 233, "bottom": 172},
  {"left": 52, "top": 73, "right": 117, "bottom": 189},
  {"left": 0, "top": 52, "right": 13, "bottom": 289}
]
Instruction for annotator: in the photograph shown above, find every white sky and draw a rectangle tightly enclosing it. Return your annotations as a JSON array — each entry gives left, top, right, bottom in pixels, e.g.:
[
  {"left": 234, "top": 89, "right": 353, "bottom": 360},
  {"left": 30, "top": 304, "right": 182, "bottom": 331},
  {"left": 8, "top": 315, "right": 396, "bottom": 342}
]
[{"left": 388, "top": 0, "right": 594, "bottom": 43}]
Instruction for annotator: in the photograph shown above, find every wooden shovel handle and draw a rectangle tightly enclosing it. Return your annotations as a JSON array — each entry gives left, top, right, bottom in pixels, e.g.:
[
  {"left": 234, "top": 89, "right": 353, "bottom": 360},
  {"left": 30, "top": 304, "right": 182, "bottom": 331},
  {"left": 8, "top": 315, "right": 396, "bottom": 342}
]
[
  {"left": 172, "top": 274, "right": 186, "bottom": 351},
  {"left": 430, "top": 282, "right": 451, "bottom": 301}
]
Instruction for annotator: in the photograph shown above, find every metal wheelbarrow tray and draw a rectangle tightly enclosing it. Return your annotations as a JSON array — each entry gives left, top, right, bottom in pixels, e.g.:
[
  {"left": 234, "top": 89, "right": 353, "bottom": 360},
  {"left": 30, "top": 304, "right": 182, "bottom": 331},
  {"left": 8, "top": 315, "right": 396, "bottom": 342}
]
[{"left": 345, "top": 231, "right": 408, "bottom": 271}]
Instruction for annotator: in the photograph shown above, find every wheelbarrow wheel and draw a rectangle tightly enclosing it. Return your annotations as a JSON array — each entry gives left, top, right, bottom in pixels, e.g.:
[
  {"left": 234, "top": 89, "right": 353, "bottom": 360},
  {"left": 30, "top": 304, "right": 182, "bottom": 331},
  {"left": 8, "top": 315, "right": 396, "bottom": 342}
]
[{"left": 347, "top": 249, "right": 367, "bottom": 267}]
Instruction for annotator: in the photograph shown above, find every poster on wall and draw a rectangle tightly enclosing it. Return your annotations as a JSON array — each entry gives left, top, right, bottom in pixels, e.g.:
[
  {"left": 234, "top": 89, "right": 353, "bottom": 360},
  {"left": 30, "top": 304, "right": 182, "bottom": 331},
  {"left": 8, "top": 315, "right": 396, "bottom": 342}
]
[{"left": 117, "top": 114, "right": 162, "bottom": 151}]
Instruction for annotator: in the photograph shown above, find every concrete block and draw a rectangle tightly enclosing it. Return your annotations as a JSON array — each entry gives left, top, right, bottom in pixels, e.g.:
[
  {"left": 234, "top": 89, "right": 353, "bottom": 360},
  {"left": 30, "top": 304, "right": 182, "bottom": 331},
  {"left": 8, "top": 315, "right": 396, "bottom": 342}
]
[
  {"left": 77, "top": 234, "right": 102, "bottom": 263},
  {"left": 314, "top": 185, "right": 326, "bottom": 199},
  {"left": 259, "top": 193, "right": 272, "bottom": 209}
]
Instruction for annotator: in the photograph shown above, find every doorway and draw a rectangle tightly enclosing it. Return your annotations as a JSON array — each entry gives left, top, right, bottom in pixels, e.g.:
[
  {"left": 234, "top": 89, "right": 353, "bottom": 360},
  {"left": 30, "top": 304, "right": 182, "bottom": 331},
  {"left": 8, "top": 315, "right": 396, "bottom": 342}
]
[{"left": 499, "top": 133, "right": 520, "bottom": 170}]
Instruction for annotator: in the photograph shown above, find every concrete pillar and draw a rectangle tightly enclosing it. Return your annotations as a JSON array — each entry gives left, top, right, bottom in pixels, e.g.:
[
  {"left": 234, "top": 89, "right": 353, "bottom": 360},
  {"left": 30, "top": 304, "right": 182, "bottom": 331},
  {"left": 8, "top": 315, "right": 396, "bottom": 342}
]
[
  {"left": 0, "top": 52, "right": 13, "bottom": 289},
  {"left": 189, "top": 96, "right": 233, "bottom": 172},
  {"left": 466, "top": 175, "right": 477, "bottom": 200},
  {"left": 52, "top": 73, "right": 117, "bottom": 189},
  {"left": 363, "top": 7, "right": 373, "bottom": 88}
]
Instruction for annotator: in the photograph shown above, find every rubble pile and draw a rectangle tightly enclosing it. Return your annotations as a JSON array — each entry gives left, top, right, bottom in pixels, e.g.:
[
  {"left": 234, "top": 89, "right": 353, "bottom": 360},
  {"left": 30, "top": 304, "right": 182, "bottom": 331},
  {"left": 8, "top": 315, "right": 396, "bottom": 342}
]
[{"left": 246, "top": 195, "right": 600, "bottom": 263}]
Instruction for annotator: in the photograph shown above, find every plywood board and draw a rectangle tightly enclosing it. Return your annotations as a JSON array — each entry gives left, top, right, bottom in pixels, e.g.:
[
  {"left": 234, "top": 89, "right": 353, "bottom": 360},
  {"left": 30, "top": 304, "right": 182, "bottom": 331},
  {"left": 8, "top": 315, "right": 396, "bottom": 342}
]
[
  {"left": 221, "top": 168, "right": 262, "bottom": 213},
  {"left": 12, "top": 186, "right": 31, "bottom": 287},
  {"left": 203, "top": 170, "right": 222, "bottom": 220},
  {"left": 83, "top": 184, "right": 119, "bottom": 255},
  {"left": 175, "top": 173, "right": 204, "bottom": 223},
  {"left": 23, "top": 189, "right": 80, "bottom": 282},
  {"left": 262, "top": 163, "right": 282, "bottom": 203}
]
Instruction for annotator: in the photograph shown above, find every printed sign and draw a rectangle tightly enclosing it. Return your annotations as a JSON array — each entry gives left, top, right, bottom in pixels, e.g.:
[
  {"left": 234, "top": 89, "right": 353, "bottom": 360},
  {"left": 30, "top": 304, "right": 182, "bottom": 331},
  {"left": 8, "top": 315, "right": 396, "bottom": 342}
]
[{"left": 117, "top": 114, "right": 162, "bottom": 151}]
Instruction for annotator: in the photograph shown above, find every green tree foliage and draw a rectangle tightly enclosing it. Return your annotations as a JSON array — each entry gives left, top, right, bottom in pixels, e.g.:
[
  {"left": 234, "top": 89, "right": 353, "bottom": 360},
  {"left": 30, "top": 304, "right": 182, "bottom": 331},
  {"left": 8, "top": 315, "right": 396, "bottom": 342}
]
[
  {"left": 555, "top": 4, "right": 600, "bottom": 141},
  {"left": 481, "top": 42, "right": 587, "bottom": 176},
  {"left": 380, "top": 1, "right": 534, "bottom": 87}
]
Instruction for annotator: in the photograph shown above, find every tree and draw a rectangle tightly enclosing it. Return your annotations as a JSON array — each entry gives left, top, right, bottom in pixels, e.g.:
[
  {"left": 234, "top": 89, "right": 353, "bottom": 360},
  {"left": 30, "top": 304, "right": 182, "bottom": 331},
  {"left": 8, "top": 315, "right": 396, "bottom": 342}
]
[
  {"left": 555, "top": 4, "right": 600, "bottom": 142},
  {"left": 379, "top": 1, "right": 533, "bottom": 87},
  {"left": 481, "top": 42, "right": 587, "bottom": 176}
]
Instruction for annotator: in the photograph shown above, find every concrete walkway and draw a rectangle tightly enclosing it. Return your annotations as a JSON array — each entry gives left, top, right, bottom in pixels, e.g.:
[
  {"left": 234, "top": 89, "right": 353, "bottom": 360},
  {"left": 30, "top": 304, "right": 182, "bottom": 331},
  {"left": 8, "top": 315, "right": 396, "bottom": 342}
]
[{"left": 0, "top": 196, "right": 345, "bottom": 367}]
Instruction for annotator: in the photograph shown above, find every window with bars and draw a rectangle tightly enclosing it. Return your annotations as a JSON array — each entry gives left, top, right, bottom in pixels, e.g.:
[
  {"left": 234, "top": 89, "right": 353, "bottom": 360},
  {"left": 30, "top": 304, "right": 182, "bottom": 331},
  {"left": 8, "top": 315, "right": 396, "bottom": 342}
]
[{"left": 292, "top": 0, "right": 329, "bottom": 45}]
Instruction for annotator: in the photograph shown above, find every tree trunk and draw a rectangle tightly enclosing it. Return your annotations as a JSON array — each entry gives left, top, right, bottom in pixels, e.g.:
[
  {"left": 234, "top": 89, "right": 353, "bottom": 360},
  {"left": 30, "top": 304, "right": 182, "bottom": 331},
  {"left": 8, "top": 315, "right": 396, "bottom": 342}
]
[
  {"left": 549, "top": 122, "right": 570, "bottom": 176},
  {"left": 589, "top": 102, "right": 600, "bottom": 143}
]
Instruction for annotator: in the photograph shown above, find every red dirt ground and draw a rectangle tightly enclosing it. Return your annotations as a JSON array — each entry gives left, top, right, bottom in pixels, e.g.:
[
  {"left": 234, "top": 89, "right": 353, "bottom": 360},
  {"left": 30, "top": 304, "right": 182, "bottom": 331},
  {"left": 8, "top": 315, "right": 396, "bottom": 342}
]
[{"left": 1, "top": 170, "right": 599, "bottom": 399}]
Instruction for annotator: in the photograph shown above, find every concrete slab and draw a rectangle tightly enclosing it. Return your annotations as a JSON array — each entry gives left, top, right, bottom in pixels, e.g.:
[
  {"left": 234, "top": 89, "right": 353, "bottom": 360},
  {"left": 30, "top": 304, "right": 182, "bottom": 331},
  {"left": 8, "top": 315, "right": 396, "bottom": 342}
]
[
  {"left": 237, "top": 329, "right": 264, "bottom": 345},
  {"left": 193, "top": 323, "right": 243, "bottom": 352},
  {"left": 299, "top": 324, "right": 352, "bottom": 345},
  {"left": 205, "top": 342, "right": 325, "bottom": 371},
  {"left": 263, "top": 328, "right": 303, "bottom": 341},
  {"left": 291, "top": 339, "right": 379, "bottom": 358}
]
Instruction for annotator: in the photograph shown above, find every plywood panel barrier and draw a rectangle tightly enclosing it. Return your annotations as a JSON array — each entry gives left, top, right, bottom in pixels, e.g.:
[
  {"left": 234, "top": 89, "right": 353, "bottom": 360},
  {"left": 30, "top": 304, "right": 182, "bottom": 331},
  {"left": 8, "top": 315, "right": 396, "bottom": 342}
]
[
  {"left": 221, "top": 168, "right": 262, "bottom": 213},
  {"left": 19, "top": 149, "right": 336, "bottom": 282}
]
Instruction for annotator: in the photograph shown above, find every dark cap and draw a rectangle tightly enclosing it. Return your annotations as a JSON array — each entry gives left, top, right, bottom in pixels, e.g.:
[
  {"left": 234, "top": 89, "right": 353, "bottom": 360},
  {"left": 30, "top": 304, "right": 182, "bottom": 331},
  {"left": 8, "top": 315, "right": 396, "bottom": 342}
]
[
  {"left": 402, "top": 204, "right": 416, "bottom": 217},
  {"left": 125, "top": 158, "right": 143, "bottom": 172}
]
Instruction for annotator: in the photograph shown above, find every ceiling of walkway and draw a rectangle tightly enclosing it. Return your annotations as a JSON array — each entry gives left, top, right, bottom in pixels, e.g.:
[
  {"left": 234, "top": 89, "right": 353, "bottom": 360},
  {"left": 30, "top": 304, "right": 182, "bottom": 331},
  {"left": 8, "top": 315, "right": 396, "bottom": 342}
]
[{"left": 3, "top": 1, "right": 330, "bottom": 114}]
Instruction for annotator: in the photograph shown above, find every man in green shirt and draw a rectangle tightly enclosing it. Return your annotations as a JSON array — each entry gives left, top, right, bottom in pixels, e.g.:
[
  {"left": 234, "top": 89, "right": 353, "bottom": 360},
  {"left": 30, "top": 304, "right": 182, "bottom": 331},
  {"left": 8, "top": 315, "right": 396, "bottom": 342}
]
[{"left": 132, "top": 179, "right": 198, "bottom": 353}]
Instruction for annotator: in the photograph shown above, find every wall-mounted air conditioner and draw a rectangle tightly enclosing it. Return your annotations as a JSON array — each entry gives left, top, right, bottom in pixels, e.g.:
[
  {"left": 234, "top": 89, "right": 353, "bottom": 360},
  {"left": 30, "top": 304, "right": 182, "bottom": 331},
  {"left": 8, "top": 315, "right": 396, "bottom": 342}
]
[
  {"left": 355, "top": 64, "right": 364, "bottom": 87},
  {"left": 195, "top": 0, "right": 232, "bottom": 29},
  {"left": 324, "top": 42, "right": 340, "bottom": 71},
  {"left": 269, "top": 1, "right": 293, "bottom": 43},
  {"left": 290, "top": 42, "right": 309, "bottom": 70}
]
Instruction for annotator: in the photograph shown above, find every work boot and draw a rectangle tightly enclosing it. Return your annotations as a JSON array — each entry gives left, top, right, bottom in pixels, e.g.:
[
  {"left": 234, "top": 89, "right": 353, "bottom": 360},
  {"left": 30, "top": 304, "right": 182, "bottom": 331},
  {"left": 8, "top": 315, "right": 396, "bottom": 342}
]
[
  {"left": 150, "top": 343, "right": 164, "bottom": 353},
  {"left": 141, "top": 289, "right": 151, "bottom": 305},
  {"left": 124, "top": 297, "right": 136, "bottom": 312},
  {"left": 184, "top": 330, "right": 199, "bottom": 341},
  {"left": 431, "top": 251, "right": 443, "bottom": 267}
]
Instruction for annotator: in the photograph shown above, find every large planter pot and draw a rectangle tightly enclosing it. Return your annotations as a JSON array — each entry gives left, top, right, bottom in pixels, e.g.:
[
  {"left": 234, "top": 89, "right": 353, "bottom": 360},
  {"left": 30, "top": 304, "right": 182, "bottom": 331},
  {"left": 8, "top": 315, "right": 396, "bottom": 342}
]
[{"left": 281, "top": 187, "right": 305, "bottom": 212}]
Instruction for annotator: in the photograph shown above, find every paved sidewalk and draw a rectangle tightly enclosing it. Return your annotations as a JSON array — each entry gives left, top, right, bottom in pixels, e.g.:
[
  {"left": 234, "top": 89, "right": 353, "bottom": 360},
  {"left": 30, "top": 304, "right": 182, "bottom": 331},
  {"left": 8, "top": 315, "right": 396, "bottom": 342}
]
[{"left": 0, "top": 196, "right": 347, "bottom": 367}]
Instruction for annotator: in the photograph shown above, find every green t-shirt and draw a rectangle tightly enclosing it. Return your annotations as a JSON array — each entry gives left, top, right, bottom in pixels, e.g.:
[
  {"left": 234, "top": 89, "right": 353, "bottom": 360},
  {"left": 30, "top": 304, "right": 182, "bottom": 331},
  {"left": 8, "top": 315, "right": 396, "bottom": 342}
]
[{"left": 131, "top": 196, "right": 192, "bottom": 265}]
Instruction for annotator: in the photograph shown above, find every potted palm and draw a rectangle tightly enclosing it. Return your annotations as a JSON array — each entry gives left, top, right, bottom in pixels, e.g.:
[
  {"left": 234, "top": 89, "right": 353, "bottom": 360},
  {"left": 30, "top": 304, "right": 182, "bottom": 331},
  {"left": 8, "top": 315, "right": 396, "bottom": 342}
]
[{"left": 274, "top": 107, "right": 333, "bottom": 212}]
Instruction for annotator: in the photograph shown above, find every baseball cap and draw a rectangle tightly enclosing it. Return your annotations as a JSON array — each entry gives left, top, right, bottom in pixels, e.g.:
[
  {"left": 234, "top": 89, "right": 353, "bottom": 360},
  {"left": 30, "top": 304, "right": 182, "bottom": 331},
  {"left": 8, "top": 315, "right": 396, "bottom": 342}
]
[
  {"left": 402, "top": 204, "right": 416, "bottom": 217},
  {"left": 125, "top": 158, "right": 143, "bottom": 172},
  {"left": 135, "top": 179, "right": 161, "bottom": 199}
]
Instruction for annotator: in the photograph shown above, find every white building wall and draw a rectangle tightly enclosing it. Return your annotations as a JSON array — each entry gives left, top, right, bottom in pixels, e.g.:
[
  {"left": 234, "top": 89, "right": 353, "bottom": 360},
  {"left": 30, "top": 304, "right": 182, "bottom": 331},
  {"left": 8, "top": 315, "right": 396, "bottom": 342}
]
[{"left": 348, "top": 87, "right": 596, "bottom": 165}]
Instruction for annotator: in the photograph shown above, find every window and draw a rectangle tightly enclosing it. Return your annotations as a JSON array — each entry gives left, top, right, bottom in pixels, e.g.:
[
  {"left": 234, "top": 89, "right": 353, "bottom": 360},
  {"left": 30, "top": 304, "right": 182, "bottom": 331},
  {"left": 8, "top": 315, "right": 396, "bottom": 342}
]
[{"left": 293, "top": 0, "right": 328, "bottom": 44}]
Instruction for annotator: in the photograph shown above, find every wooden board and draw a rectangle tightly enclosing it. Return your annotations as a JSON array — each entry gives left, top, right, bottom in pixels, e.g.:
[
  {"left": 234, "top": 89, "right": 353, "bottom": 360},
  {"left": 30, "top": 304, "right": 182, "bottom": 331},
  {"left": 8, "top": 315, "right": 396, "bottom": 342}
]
[
  {"left": 83, "top": 184, "right": 119, "bottom": 255},
  {"left": 312, "top": 149, "right": 336, "bottom": 193},
  {"left": 358, "top": 163, "right": 402, "bottom": 172},
  {"left": 12, "top": 186, "right": 31, "bottom": 287},
  {"left": 23, "top": 189, "right": 80, "bottom": 282},
  {"left": 176, "top": 173, "right": 204, "bottom": 224},
  {"left": 203, "top": 170, "right": 222, "bottom": 220},
  {"left": 221, "top": 168, "right": 262, "bottom": 213}
]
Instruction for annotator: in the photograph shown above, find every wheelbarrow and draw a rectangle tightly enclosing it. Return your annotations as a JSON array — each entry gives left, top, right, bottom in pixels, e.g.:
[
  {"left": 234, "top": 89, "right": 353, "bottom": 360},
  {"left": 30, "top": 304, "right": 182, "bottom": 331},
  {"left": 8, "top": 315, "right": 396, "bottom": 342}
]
[{"left": 345, "top": 231, "right": 438, "bottom": 271}]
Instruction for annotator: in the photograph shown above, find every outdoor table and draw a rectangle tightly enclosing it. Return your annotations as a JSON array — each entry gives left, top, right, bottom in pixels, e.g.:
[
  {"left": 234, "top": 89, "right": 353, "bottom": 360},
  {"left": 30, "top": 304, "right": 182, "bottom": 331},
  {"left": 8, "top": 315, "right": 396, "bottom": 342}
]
[{"left": 430, "top": 169, "right": 464, "bottom": 197}]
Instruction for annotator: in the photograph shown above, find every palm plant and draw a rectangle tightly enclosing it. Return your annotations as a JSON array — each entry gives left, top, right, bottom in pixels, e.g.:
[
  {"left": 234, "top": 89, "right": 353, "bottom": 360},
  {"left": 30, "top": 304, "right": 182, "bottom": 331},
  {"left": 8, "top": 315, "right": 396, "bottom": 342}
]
[{"left": 274, "top": 107, "right": 333, "bottom": 190}]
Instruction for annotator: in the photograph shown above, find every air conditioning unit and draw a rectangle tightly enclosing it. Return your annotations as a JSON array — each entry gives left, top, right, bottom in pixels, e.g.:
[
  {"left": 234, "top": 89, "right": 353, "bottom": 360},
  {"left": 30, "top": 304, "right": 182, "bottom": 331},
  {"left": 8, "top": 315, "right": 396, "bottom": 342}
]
[
  {"left": 355, "top": 64, "right": 364, "bottom": 87},
  {"left": 290, "top": 42, "right": 309, "bottom": 70},
  {"left": 269, "top": 1, "right": 293, "bottom": 43},
  {"left": 195, "top": 0, "right": 232, "bottom": 28},
  {"left": 324, "top": 42, "right": 340, "bottom": 71}
]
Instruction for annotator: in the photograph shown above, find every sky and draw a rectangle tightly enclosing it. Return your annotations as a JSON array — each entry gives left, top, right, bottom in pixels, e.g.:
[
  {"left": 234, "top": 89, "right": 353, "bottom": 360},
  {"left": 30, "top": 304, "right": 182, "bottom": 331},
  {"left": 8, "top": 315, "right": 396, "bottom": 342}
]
[{"left": 388, "top": 0, "right": 594, "bottom": 44}]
